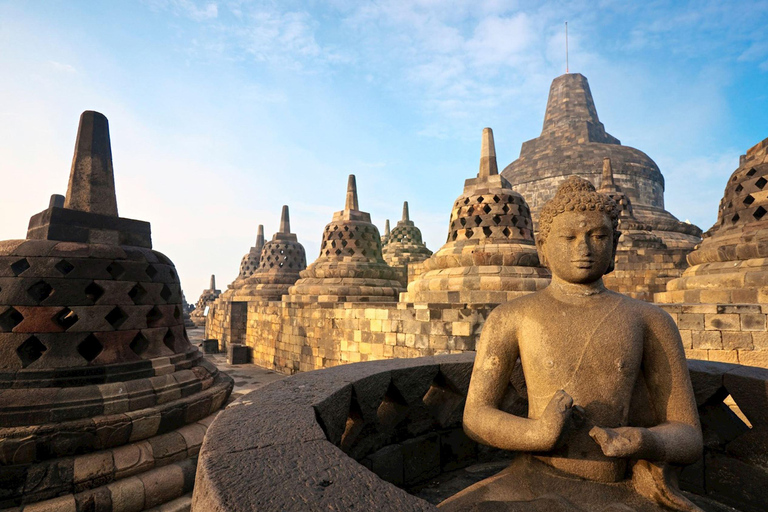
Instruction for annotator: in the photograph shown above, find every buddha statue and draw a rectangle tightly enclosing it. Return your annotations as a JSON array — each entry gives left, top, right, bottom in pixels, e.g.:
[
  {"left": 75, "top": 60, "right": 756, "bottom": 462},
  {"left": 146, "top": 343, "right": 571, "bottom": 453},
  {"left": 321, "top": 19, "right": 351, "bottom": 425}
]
[{"left": 440, "top": 177, "right": 703, "bottom": 512}]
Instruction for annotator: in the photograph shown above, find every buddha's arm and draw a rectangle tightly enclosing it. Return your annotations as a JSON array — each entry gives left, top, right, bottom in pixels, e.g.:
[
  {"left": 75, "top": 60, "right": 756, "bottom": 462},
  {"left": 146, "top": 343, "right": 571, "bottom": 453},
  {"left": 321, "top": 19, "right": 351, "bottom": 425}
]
[
  {"left": 591, "top": 308, "right": 702, "bottom": 464},
  {"left": 463, "top": 305, "right": 573, "bottom": 452}
]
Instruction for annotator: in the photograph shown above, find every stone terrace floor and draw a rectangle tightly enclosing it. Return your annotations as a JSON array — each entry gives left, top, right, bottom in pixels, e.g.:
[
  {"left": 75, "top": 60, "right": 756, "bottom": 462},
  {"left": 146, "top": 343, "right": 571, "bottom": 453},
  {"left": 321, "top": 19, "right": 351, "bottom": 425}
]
[{"left": 187, "top": 327, "right": 285, "bottom": 403}]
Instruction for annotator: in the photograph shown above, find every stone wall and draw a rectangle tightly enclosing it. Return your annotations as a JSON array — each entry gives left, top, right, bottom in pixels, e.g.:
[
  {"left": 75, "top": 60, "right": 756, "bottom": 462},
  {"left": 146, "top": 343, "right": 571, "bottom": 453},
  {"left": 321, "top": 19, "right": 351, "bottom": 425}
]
[
  {"left": 207, "top": 300, "right": 494, "bottom": 374},
  {"left": 659, "top": 303, "right": 768, "bottom": 367}
]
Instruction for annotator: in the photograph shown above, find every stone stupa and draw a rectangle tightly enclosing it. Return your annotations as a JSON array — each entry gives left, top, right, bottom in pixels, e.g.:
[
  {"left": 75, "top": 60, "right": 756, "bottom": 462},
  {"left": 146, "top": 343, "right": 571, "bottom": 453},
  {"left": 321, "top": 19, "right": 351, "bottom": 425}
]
[
  {"left": 0, "top": 111, "right": 232, "bottom": 511},
  {"left": 380, "top": 219, "right": 390, "bottom": 246},
  {"left": 381, "top": 201, "right": 432, "bottom": 282},
  {"left": 189, "top": 274, "right": 220, "bottom": 327},
  {"left": 658, "top": 137, "right": 768, "bottom": 306},
  {"left": 287, "top": 175, "right": 403, "bottom": 303},
  {"left": 231, "top": 205, "right": 307, "bottom": 301},
  {"left": 597, "top": 157, "right": 689, "bottom": 300},
  {"left": 403, "top": 128, "right": 550, "bottom": 304},
  {"left": 502, "top": 72, "right": 701, "bottom": 249},
  {"left": 237, "top": 224, "right": 265, "bottom": 281}
]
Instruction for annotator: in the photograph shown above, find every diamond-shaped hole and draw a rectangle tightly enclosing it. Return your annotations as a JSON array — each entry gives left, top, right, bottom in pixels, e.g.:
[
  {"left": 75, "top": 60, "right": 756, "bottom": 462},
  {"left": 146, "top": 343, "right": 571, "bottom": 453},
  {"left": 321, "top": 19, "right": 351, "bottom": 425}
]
[
  {"left": 747, "top": 167, "right": 757, "bottom": 177},
  {"left": 130, "top": 332, "right": 150, "bottom": 356},
  {"left": 482, "top": 204, "right": 492, "bottom": 214},
  {"left": 465, "top": 228, "right": 474, "bottom": 238},
  {"left": 55, "top": 259, "right": 75, "bottom": 276},
  {"left": 84, "top": 282, "right": 105, "bottom": 303},
  {"left": 141, "top": 264, "right": 155, "bottom": 279},
  {"left": 27, "top": 280, "right": 53, "bottom": 303},
  {"left": 163, "top": 329, "right": 176, "bottom": 352},
  {"left": 146, "top": 306, "right": 163, "bottom": 327},
  {"left": 743, "top": 194, "right": 755, "bottom": 206},
  {"left": 483, "top": 226, "right": 493, "bottom": 237},
  {"left": 735, "top": 184, "right": 744, "bottom": 193},
  {"left": 17, "top": 336, "right": 46, "bottom": 368},
  {"left": 77, "top": 334, "right": 103, "bottom": 362},
  {"left": 756, "top": 177, "right": 768, "bottom": 190},
  {"left": 174, "top": 306, "right": 181, "bottom": 319},
  {"left": 128, "top": 283, "right": 147, "bottom": 304},
  {"left": 754, "top": 206, "right": 767, "bottom": 220},
  {"left": 502, "top": 227, "right": 512, "bottom": 237},
  {"left": 0, "top": 307, "right": 24, "bottom": 331},
  {"left": 377, "top": 383, "right": 409, "bottom": 433},
  {"left": 732, "top": 213, "right": 740, "bottom": 223},
  {"left": 105, "top": 306, "right": 128, "bottom": 329},
  {"left": 160, "top": 285, "right": 173, "bottom": 303},
  {"left": 11, "top": 258, "right": 30, "bottom": 276},
  {"left": 106, "top": 262, "right": 125, "bottom": 279},
  {"left": 53, "top": 307, "right": 79, "bottom": 330}
]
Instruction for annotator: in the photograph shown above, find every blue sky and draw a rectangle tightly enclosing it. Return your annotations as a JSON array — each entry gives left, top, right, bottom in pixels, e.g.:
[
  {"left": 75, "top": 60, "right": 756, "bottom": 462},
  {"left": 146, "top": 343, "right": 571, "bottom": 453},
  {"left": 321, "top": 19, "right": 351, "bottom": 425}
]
[{"left": 0, "top": 0, "right": 766, "bottom": 298}]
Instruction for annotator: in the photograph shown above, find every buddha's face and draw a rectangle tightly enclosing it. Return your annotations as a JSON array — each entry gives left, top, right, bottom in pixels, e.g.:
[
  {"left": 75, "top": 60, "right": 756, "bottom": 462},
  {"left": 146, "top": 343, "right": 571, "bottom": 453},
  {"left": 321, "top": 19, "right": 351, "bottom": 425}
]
[{"left": 539, "top": 210, "right": 614, "bottom": 284}]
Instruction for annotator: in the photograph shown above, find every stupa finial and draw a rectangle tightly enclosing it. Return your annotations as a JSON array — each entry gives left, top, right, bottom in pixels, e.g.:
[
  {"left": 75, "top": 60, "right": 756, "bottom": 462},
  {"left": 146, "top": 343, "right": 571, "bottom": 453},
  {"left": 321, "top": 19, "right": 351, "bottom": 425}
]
[
  {"left": 256, "top": 224, "right": 264, "bottom": 246},
  {"left": 402, "top": 201, "right": 410, "bottom": 221},
  {"left": 602, "top": 157, "right": 615, "bottom": 187},
  {"left": 49, "top": 194, "right": 65, "bottom": 208},
  {"left": 64, "top": 111, "right": 119, "bottom": 216},
  {"left": 479, "top": 128, "right": 498, "bottom": 178},
  {"left": 279, "top": 205, "right": 291, "bottom": 234},
  {"left": 209, "top": 274, "right": 216, "bottom": 290},
  {"left": 345, "top": 174, "right": 359, "bottom": 211},
  {"left": 385, "top": 219, "right": 390, "bottom": 236}
]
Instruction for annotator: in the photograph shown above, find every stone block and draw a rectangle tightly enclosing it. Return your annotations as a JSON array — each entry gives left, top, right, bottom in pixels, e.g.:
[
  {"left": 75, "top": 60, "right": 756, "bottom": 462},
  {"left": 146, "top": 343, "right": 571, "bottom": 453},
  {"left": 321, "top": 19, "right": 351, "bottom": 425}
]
[
  {"left": 366, "top": 444, "right": 404, "bottom": 486},
  {"left": 227, "top": 344, "right": 251, "bottom": 365},
  {"left": 705, "top": 314, "right": 740, "bottom": 331},
  {"left": 741, "top": 314, "right": 767, "bottom": 331},
  {"left": 691, "top": 331, "right": 722, "bottom": 350},
  {"left": 401, "top": 433, "right": 440, "bottom": 485},
  {"left": 202, "top": 339, "right": 219, "bottom": 354},
  {"left": 722, "top": 332, "right": 754, "bottom": 350}
]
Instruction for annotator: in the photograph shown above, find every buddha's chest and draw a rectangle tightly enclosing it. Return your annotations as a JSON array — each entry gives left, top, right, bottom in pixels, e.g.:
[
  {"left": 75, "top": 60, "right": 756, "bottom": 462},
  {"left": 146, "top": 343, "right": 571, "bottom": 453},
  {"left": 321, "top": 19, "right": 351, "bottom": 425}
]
[{"left": 518, "top": 305, "right": 644, "bottom": 418}]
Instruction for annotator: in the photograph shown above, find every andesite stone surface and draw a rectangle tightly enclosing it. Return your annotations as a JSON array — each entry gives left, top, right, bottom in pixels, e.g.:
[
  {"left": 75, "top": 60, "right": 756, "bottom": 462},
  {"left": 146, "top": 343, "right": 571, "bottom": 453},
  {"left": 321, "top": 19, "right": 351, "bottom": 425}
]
[
  {"left": 404, "top": 128, "right": 550, "bottom": 304},
  {"left": 382, "top": 201, "right": 433, "bottom": 282},
  {"left": 0, "top": 111, "right": 233, "bottom": 511},
  {"left": 501, "top": 73, "right": 701, "bottom": 249},
  {"left": 442, "top": 176, "right": 703, "bottom": 511},
  {"left": 287, "top": 175, "right": 403, "bottom": 303},
  {"left": 189, "top": 274, "right": 220, "bottom": 327}
]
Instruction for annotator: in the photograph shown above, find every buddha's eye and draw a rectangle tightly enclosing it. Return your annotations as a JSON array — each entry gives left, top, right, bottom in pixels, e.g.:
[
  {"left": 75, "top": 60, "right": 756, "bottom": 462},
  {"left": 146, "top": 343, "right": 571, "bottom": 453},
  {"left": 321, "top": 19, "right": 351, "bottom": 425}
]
[
  {"left": 592, "top": 234, "right": 608, "bottom": 240},
  {"left": 562, "top": 235, "right": 576, "bottom": 241}
]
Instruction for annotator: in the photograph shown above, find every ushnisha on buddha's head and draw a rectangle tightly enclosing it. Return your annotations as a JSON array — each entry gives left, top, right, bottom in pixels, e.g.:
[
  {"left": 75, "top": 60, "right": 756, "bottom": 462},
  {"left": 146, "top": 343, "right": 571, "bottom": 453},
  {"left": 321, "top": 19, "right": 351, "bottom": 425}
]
[{"left": 536, "top": 176, "right": 621, "bottom": 283}]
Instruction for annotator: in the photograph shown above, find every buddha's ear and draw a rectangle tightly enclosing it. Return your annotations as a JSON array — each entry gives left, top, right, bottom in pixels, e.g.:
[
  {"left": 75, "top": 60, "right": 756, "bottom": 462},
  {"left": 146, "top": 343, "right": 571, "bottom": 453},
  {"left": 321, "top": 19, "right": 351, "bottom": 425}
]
[
  {"left": 536, "top": 236, "right": 549, "bottom": 269},
  {"left": 604, "top": 229, "right": 621, "bottom": 275}
]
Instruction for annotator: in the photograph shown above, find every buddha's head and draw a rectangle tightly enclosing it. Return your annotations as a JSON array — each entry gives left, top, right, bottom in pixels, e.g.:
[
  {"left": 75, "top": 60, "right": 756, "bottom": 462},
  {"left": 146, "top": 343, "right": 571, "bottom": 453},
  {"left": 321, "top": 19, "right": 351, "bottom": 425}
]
[{"left": 537, "top": 176, "right": 620, "bottom": 284}]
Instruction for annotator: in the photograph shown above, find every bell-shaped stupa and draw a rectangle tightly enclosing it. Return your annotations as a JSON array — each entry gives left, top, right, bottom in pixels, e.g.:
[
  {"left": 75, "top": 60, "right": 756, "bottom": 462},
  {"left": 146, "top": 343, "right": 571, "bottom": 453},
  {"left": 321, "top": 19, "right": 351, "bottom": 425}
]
[
  {"left": 237, "top": 224, "right": 265, "bottom": 280},
  {"left": 597, "top": 157, "right": 689, "bottom": 300},
  {"left": 287, "top": 175, "right": 403, "bottom": 303},
  {"left": 189, "top": 273, "right": 220, "bottom": 327},
  {"left": 382, "top": 201, "right": 432, "bottom": 274},
  {"left": 0, "top": 111, "right": 232, "bottom": 510},
  {"left": 658, "top": 137, "right": 768, "bottom": 304},
  {"left": 403, "top": 128, "right": 550, "bottom": 304},
  {"left": 502, "top": 73, "right": 701, "bottom": 249},
  {"left": 232, "top": 205, "right": 307, "bottom": 301}
]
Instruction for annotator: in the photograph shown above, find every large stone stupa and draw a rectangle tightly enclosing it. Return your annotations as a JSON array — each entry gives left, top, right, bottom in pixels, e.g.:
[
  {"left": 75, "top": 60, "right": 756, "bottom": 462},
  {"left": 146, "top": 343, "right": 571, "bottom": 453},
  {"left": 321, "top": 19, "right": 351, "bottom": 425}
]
[
  {"left": 0, "top": 111, "right": 232, "bottom": 510},
  {"left": 287, "top": 175, "right": 404, "bottom": 303},
  {"left": 403, "top": 128, "right": 550, "bottom": 304},
  {"left": 502, "top": 73, "right": 701, "bottom": 249},
  {"left": 237, "top": 224, "right": 264, "bottom": 281}
]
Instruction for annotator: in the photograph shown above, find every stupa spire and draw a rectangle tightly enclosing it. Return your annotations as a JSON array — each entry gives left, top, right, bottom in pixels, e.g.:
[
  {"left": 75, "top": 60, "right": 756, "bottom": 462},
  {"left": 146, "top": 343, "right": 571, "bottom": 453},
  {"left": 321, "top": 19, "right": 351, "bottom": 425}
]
[
  {"left": 402, "top": 201, "right": 410, "bottom": 221},
  {"left": 385, "top": 219, "right": 390, "bottom": 236},
  {"left": 345, "top": 175, "right": 359, "bottom": 211},
  {"left": 279, "top": 205, "right": 291, "bottom": 233},
  {"left": 49, "top": 194, "right": 65, "bottom": 208},
  {"left": 256, "top": 224, "right": 264, "bottom": 246},
  {"left": 479, "top": 128, "right": 498, "bottom": 178},
  {"left": 602, "top": 157, "right": 614, "bottom": 186},
  {"left": 209, "top": 274, "right": 216, "bottom": 291},
  {"left": 64, "top": 111, "right": 119, "bottom": 216}
]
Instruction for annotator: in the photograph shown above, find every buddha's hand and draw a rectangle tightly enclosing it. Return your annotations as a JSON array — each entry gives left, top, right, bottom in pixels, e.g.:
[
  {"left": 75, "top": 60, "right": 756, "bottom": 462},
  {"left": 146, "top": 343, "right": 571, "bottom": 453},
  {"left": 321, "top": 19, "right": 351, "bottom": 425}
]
[
  {"left": 589, "top": 426, "right": 659, "bottom": 459},
  {"left": 537, "top": 390, "right": 574, "bottom": 450}
]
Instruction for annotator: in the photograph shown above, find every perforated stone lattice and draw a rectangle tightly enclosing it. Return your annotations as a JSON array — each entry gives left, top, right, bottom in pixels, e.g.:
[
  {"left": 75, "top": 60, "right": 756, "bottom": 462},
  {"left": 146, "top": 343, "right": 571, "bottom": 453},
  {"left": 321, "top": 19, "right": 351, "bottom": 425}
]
[
  {"left": 0, "top": 241, "right": 190, "bottom": 370},
  {"left": 239, "top": 252, "right": 260, "bottom": 279},
  {"left": 320, "top": 222, "right": 384, "bottom": 262},
  {"left": 447, "top": 192, "right": 534, "bottom": 243},
  {"left": 720, "top": 162, "right": 768, "bottom": 227},
  {"left": 387, "top": 224, "right": 424, "bottom": 245},
  {"left": 259, "top": 241, "right": 307, "bottom": 272}
]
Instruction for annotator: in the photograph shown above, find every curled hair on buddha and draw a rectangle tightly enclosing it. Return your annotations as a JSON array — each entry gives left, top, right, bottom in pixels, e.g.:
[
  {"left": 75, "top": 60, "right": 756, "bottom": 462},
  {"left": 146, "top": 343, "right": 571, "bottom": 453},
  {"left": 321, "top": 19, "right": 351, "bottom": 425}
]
[{"left": 537, "top": 176, "right": 621, "bottom": 273}]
